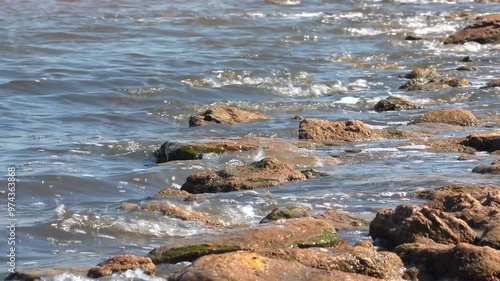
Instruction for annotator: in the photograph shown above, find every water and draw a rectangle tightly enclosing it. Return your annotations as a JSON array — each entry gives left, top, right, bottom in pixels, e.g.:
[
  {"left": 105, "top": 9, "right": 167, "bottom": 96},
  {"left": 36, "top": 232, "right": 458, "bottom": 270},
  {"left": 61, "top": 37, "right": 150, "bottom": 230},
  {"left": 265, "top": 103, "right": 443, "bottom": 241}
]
[{"left": 0, "top": 0, "right": 499, "bottom": 279}]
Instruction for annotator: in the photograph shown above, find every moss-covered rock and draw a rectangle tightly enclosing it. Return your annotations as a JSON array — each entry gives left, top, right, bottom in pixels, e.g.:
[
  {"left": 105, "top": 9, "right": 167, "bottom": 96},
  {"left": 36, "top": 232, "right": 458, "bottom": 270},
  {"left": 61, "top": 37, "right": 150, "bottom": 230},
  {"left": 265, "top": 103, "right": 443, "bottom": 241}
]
[
  {"left": 260, "top": 206, "right": 312, "bottom": 224},
  {"left": 155, "top": 141, "right": 257, "bottom": 163}
]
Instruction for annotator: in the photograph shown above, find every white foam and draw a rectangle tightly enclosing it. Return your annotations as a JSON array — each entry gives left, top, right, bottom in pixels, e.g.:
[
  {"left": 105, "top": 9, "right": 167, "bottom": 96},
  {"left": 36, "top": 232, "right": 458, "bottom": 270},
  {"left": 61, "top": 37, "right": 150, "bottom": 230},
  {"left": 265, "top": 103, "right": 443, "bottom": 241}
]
[{"left": 335, "top": 97, "right": 360, "bottom": 104}]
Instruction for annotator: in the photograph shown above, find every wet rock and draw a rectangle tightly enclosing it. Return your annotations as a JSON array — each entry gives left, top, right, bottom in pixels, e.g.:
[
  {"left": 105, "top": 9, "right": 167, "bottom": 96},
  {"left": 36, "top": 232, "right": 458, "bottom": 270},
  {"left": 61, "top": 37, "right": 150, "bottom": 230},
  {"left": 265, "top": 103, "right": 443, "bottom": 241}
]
[
  {"left": 412, "top": 137, "right": 475, "bottom": 153},
  {"left": 441, "top": 77, "right": 471, "bottom": 87},
  {"left": 402, "top": 68, "right": 441, "bottom": 80},
  {"left": 260, "top": 243, "right": 403, "bottom": 280},
  {"left": 461, "top": 56, "right": 473, "bottom": 62},
  {"left": 5, "top": 272, "right": 41, "bottom": 281},
  {"left": 409, "top": 108, "right": 480, "bottom": 126},
  {"left": 466, "top": 131, "right": 500, "bottom": 152},
  {"left": 416, "top": 183, "right": 500, "bottom": 228},
  {"left": 300, "top": 169, "right": 330, "bottom": 179},
  {"left": 369, "top": 204, "right": 477, "bottom": 248},
  {"left": 180, "top": 157, "right": 306, "bottom": 194},
  {"left": 87, "top": 254, "right": 155, "bottom": 278},
  {"left": 315, "top": 210, "right": 370, "bottom": 230},
  {"left": 154, "top": 188, "right": 191, "bottom": 199},
  {"left": 481, "top": 78, "right": 500, "bottom": 88},
  {"left": 372, "top": 96, "right": 420, "bottom": 112},
  {"left": 405, "top": 35, "right": 422, "bottom": 40},
  {"left": 480, "top": 214, "right": 500, "bottom": 249},
  {"left": 456, "top": 65, "right": 477, "bottom": 71},
  {"left": 188, "top": 105, "right": 270, "bottom": 127},
  {"left": 149, "top": 217, "right": 340, "bottom": 264},
  {"left": 457, "top": 154, "right": 481, "bottom": 161},
  {"left": 472, "top": 164, "right": 500, "bottom": 174},
  {"left": 140, "top": 202, "right": 224, "bottom": 228},
  {"left": 167, "top": 251, "right": 382, "bottom": 281},
  {"left": 396, "top": 243, "right": 500, "bottom": 281},
  {"left": 443, "top": 14, "right": 500, "bottom": 44},
  {"left": 260, "top": 206, "right": 312, "bottom": 223},
  {"left": 298, "top": 119, "right": 379, "bottom": 142},
  {"left": 155, "top": 141, "right": 257, "bottom": 163},
  {"left": 445, "top": 11, "right": 478, "bottom": 21},
  {"left": 293, "top": 115, "right": 305, "bottom": 120},
  {"left": 493, "top": 159, "right": 500, "bottom": 165}
]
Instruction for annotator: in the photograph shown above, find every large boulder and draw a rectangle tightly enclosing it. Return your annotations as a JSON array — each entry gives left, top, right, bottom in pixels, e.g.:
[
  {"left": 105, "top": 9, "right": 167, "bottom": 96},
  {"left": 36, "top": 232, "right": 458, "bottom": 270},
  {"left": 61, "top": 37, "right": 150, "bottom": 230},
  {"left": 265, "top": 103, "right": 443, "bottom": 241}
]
[
  {"left": 298, "top": 119, "right": 379, "bottom": 142},
  {"left": 443, "top": 14, "right": 500, "bottom": 44},
  {"left": 148, "top": 217, "right": 340, "bottom": 264},
  {"left": 396, "top": 243, "right": 500, "bottom": 281},
  {"left": 189, "top": 105, "right": 270, "bottom": 127},
  {"left": 369, "top": 204, "right": 477, "bottom": 247},
  {"left": 87, "top": 254, "right": 155, "bottom": 278},
  {"left": 180, "top": 157, "right": 307, "bottom": 194},
  {"left": 409, "top": 108, "right": 480, "bottom": 126},
  {"left": 167, "top": 251, "right": 383, "bottom": 281},
  {"left": 372, "top": 96, "right": 420, "bottom": 112}
]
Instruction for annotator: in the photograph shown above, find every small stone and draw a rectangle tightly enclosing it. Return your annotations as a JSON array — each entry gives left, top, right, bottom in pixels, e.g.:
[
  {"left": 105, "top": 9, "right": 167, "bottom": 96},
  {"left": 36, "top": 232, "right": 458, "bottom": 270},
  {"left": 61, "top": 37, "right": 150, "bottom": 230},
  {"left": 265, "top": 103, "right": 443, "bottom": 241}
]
[
  {"left": 87, "top": 255, "right": 155, "bottom": 278},
  {"left": 460, "top": 56, "right": 472, "bottom": 62},
  {"left": 405, "top": 35, "right": 422, "bottom": 40}
]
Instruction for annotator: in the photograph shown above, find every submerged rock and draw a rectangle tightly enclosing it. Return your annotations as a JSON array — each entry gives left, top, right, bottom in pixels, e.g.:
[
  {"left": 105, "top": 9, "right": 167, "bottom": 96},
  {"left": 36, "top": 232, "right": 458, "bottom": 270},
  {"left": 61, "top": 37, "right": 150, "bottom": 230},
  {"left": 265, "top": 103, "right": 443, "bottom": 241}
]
[
  {"left": 140, "top": 202, "right": 224, "bottom": 228},
  {"left": 402, "top": 68, "right": 441, "bottom": 80},
  {"left": 260, "top": 206, "right": 312, "bottom": 223},
  {"left": 180, "top": 157, "right": 307, "bottom": 194},
  {"left": 155, "top": 141, "right": 257, "bottom": 163},
  {"left": 315, "top": 210, "right": 370, "bottom": 230},
  {"left": 299, "top": 119, "right": 379, "bottom": 142},
  {"left": 188, "top": 105, "right": 270, "bottom": 127},
  {"left": 443, "top": 14, "right": 500, "bottom": 44},
  {"left": 167, "top": 251, "right": 382, "bottom": 281},
  {"left": 87, "top": 254, "right": 155, "bottom": 278},
  {"left": 396, "top": 243, "right": 500, "bottom": 281},
  {"left": 372, "top": 96, "right": 420, "bottom": 112},
  {"left": 481, "top": 78, "right": 500, "bottom": 89},
  {"left": 409, "top": 108, "right": 480, "bottom": 126},
  {"left": 149, "top": 217, "right": 340, "bottom": 264},
  {"left": 153, "top": 188, "right": 191, "bottom": 199},
  {"left": 369, "top": 204, "right": 477, "bottom": 248}
]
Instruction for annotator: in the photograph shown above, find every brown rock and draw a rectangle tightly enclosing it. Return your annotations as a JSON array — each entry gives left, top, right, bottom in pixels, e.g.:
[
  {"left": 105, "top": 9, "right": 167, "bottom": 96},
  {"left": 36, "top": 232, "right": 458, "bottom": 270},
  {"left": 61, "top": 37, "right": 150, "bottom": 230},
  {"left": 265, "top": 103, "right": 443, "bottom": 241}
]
[
  {"left": 372, "top": 96, "right": 420, "bottom": 112},
  {"left": 409, "top": 108, "right": 480, "bottom": 126},
  {"left": 473, "top": 165, "right": 500, "bottom": 174},
  {"left": 189, "top": 105, "right": 270, "bottom": 127},
  {"left": 480, "top": 214, "right": 500, "bottom": 249},
  {"left": 180, "top": 157, "right": 306, "bottom": 194},
  {"left": 412, "top": 137, "right": 476, "bottom": 153},
  {"left": 396, "top": 243, "right": 500, "bottom": 281},
  {"left": 140, "top": 202, "right": 224, "bottom": 228},
  {"left": 369, "top": 204, "right": 477, "bottom": 247},
  {"left": 315, "top": 210, "right": 370, "bottom": 230},
  {"left": 441, "top": 77, "right": 471, "bottom": 87},
  {"left": 298, "top": 119, "right": 379, "bottom": 142},
  {"left": 466, "top": 131, "right": 500, "bottom": 152},
  {"left": 403, "top": 68, "right": 441, "bottom": 80},
  {"left": 457, "top": 154, "right": 481, "bottom": 161},
  {"left": 87, "top": 254, "right": 155, "bottom": 278},
  {"left": 149, "top": 217, "right": 340, "bottom": 264},
  {"left": 154, "top": 188, "right": 191, "bottom": 199},
  {"left": 167, "top": 251, "right": 382, "bottom": 281},
  {"left": 416, "top": 183, "right": 500, "bottom": 228},
  {"left": 444, "top": 14, "right": 500, "bottom": 44},
  {"left": 260, "top": 245, "right": 403, "bottom": 280}
]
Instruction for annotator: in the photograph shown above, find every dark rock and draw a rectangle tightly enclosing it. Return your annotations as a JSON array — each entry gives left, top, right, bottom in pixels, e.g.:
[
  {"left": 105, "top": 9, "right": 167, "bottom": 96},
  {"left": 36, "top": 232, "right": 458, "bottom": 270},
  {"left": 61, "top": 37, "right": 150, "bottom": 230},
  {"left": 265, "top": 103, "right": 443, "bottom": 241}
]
[
  {"left": 298, "top": 119, "right": 379, "bottom": 142},
  {"left": 481, "top": 78, "right": 500, "bottom": 88},
  {"left": 155, "top": 141, "right": 257, "bottom": 163},
  {"left": 188, "top": 105, "right": 270, "bottom": 127},
  {"left": 293, "top": 115, "right": 305, "bottom": 120},
  {"left": 456, "top": 66, "right": 477, "bottom": 71},
  {"left": 260, "top": 206, "right": 312, "bottom": 223},
  {"left": 369, "top": 204, "right": 477, "bottom": 248},
  {"left": 149, "top": 217, "right": 340, "bottom": 264},
  {"left": 300, "top": 169, "right": 330, "bottom": 179},
  {"left": 372, "top": 96, "right": 419, "bottom": 112},
  {"left": 180, "top": 157, "right": 306, "bottom": 194},
  {"left": 87, "top": 254, "right": 155, "bottom": 278},
  {"left": 402, "top": 68, "right": 441, "bottom": 80},
  {"left": 396, "top": 243, "right": 500, "bottom": 281},
  {"left": 409, "top": 108, "right": 480, "bottom": 126},
  {"left": 5, "top": 272, "right": 41, "bottom": 281},
  {"left": 443, "top": 14, "right": 500, "bottom": 44},
  {"left": 466, "top": 131, "right": 500, "bottom": 152},
  {"left": 472, "top": 165, "right": 500, "bottom": 174},
  {"left": 461, "top": 56, "right": 473, "bottom": 62},
  {"left": 442, "top": 77, "right": 471, "bottom": 87},
  {"left": 405, "top": 35, "right": 422, "bottom": 40}
]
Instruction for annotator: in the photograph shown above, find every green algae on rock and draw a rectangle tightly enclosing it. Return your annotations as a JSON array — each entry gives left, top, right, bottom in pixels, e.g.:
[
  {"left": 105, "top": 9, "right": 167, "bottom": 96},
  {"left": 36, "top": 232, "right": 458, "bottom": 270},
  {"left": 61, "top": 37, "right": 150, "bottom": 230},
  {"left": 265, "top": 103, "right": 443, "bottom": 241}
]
[
  {"left": 150, "top": 244, "right": 241, "bottom": 264},
  {"left": 260, "top": 205, "right": 312, "bottom": 224}
]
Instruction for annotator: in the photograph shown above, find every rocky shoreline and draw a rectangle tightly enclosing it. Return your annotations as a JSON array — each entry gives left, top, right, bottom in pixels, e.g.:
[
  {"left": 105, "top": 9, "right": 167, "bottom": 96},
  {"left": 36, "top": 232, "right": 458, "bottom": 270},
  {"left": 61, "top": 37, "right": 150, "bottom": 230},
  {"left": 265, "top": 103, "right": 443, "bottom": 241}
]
[{"left": 6, "top": 12, "right": 500, "bottom": 281}]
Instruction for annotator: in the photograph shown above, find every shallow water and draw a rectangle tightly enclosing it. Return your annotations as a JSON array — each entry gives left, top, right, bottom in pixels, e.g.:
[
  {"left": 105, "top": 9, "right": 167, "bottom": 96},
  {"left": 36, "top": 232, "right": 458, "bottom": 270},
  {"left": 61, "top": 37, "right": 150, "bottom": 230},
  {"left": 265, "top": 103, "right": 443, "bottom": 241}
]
[{"left": 0, "top": 0, "right": 499, "bottom": 279}]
